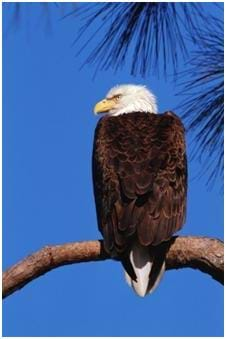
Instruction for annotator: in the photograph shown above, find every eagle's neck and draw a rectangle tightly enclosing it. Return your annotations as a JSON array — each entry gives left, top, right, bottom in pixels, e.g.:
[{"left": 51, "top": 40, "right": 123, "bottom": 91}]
[{"left": 109, "top": 99, "right": 158, "bottom": 116}]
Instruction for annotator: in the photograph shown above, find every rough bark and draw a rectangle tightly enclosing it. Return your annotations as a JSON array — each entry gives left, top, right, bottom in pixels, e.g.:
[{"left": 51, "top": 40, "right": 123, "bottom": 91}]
[{"left": 3, "top": 236, "right": 224, "bottom": 299}]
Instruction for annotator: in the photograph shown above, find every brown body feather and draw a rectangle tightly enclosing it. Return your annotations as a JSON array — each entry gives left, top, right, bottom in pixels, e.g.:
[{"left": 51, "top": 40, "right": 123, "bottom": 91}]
[{"left": 92, "top": 112, "right": 187, "bottom": 268}]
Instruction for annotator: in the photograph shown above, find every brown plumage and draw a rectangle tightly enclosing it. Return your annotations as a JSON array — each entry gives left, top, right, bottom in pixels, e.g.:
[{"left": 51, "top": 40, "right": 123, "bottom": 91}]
[{"left": 92, "top": 111, "right": 187, "bottom": 295}]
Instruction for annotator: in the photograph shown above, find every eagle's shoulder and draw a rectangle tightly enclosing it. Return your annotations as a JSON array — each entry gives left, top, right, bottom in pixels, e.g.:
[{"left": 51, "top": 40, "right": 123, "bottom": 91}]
[
  {"left": 161, "top": 111, "right": 185, "bottom": 129},
  {"left": 96, "top": 111, "right": 184, "bottom": 127}
]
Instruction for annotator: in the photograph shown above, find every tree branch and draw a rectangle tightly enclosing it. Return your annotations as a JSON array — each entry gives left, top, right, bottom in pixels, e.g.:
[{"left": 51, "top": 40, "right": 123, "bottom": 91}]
[{"left": 3, "top": 236, "right": 223, "bottom": 299}]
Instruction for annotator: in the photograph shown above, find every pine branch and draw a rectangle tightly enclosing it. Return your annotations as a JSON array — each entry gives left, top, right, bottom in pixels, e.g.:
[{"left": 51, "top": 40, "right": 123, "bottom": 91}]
[
  {"left": 178, "top": 17, "right": 224, "bottom": 187},
  {"left": 3, "top": 236, "right": 223, "bottom": 299},
  {"left": 73, "top": 2, "right": 206, "bottom": 77}
]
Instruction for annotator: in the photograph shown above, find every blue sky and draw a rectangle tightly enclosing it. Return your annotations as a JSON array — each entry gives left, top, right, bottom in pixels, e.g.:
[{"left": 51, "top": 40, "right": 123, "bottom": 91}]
[{"left": 3, "top": 3, "right": 223, "bottom": 337}]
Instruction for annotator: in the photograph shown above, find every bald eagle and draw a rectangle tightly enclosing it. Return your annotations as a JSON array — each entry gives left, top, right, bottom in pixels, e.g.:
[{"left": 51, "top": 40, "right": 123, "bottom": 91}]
[{"left": 92, "top": 84, "right": 187, "bottom": 297}]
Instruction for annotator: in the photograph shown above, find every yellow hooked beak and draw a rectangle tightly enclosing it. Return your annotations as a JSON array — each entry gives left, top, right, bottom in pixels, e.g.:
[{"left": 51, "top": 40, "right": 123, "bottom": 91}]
[{"left": 93, "top": 98, "right": 116, "bottom": 114}]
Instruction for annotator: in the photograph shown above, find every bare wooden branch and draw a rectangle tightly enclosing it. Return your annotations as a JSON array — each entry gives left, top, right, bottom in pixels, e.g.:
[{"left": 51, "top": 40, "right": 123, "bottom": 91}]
[{"left": 3, "top": 236, "right": 223, "bottom": 299}]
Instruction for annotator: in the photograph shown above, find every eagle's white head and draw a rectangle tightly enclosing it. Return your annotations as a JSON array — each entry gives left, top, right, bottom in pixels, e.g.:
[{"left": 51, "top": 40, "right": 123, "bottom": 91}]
[{"left": 94, "top": 84, "right": 158, "bottom": 116}]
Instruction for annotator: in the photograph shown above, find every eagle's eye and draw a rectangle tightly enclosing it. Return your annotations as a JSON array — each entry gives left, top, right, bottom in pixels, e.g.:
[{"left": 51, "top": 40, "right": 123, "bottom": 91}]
[
  {"left": 114, "top": 95, "right": 122, "bottom": 101},
  {"left": 107, "top": 94, "right": 122, "bottom": 102}
]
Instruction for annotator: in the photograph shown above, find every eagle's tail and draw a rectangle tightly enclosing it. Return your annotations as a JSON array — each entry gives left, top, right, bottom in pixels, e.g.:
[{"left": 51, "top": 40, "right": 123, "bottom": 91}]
[{"left": 124, "top": 242, "right": 165, "bottom": 297}]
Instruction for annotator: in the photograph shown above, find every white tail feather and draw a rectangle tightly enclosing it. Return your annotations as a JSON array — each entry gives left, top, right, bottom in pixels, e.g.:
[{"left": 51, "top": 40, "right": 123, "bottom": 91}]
[{"left": 124, "top": 242, "right": 165, "bottom": 297}]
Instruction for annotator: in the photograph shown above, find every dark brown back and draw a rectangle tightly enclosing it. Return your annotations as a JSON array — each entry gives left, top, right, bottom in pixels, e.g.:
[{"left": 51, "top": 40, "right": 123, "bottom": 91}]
[{"left": 92, "top": 112, "right": 187, "bottom": 256}]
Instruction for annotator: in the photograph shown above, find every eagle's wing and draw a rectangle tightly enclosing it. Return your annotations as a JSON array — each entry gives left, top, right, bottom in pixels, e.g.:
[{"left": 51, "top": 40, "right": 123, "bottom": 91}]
[{"left": 92, "top": 112, "right": 187, "bottom": 256}]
